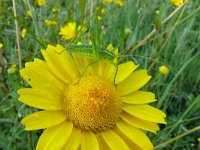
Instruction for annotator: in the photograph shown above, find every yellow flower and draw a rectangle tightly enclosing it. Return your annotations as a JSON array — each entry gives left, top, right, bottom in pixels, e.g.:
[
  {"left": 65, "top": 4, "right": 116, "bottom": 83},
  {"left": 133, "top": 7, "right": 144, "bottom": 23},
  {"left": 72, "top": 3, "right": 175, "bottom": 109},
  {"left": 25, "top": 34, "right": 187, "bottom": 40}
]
[
  {"left": 97, "top": 16, "right": 102, "bottom": 21},
  {"left": 170, "top": 0, "right": 183, "bottom": 6},
  {"left": 114, "top": 0, "right": 124, "bottom": 7},
  {"left": 95, "top": 6, "right": 100, "bottom": 11},
  {"left": 52, "top": 8, "right": 60, "bottom": 13},
  {"left": 44, "top": 19, "right": 57, "bottom": 26},
  {"left": 0, "top": 43, "right": 3, "bottom": 48},
  {"left": 77, "top": 42, "right": 82, "bottom": 45},
  {"left": 21, "top": 28, "right": 27, "bottom": 38},
  {"left": 103, "top": 0, "right": 113, "bottom": 4},
  {"left": 125, "top": 27, "right": 132, "bottom": 35},
  {"left": 198, "top": 137, "right": 200, "bottom": 143},
  {"left": 155, "top": 9, "right": 160, "bottom": 15},
  {"left": 37, "top": 0, "right": 46, "bottom": 7},
  {"left": 26, "top": 10, "right": 32, "bottom": 17},
  {"left": 7, "top": 64, "right": 17, "bottom": 74},
  {"left": 59, "top": 22, "right": 76, "bottom": 40},
  {"left": 18, "top": 44, "right": 166, "bottom": 150},
  {"left": 159, "top": 65, "right": 169, "bottom": 75},
  {"left": 101, "top": 8, "right": 106, "bottom": 14},
  {"left": 88, "top": 40, "right": 92, "bottom": 45}
]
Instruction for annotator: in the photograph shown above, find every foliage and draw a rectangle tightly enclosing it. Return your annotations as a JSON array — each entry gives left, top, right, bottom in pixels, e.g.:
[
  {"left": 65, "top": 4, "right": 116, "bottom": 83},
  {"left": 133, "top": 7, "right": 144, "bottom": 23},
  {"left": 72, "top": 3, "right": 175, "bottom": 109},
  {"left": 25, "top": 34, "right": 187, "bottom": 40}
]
[{"left": 0, "top": 0, "right": 200, "bottom": 149}]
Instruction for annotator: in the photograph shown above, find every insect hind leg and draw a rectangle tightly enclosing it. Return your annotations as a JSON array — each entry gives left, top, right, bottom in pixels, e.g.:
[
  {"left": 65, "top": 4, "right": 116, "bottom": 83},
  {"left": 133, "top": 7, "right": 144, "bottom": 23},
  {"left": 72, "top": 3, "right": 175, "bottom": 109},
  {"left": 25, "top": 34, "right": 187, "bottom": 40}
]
[{"left": 108, "top": 61, "right": 118, "bottom": 85}]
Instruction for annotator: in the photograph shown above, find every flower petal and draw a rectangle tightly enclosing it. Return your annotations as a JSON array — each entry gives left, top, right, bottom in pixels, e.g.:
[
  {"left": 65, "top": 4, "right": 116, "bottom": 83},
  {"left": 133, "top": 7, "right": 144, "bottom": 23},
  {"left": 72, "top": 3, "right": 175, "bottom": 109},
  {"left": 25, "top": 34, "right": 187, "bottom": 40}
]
[
  {"left": 115, "top": 61, "right": 138, "bottom": 84},
  {"left": 20, "top": 58, "right": 65, "bottom": 94},
  {"left": 99, "top": 60, "right": 116, "bottom": 82},
  {"left": 117, "top": 70, "right": 151, "bottom": 96},
  {"left": 36, "top": 121, "right": 73, "bottom": 150},
  {"left": 91, "top": 60, "right": 116, "bottom": 81},
  {"left": 116, "top": 121, "right": 153, "bottom": 150},
  {"left": 63, "top": 127, "right": 81, "bottom": 150},
  {"left": 123, "top": 104, "right": 167, "bottom": 124},
  {"left": 106, "top": 44, "right": 118, "bottom": 63},
  {"left": 101, "top": 130, "right": 129, "bottom": 150},
  {"left": 21, "top": 110, "right": 66, "bottom": 130},
  {"left": 72, "top": 52, "right": 93, "bottom": 75},
  {"left": 81, "top": 131, "right": 99, "bottom": 150},
  {"left": 18, "top": 88, "right": 62, "bottom": 110},
  {"left": 121, "top": 91, "right": 156, "bottom": 104},
  {"left": 41, "top": 44, "right": 79, "bottom": 83},
  {"left": 120, "top": 113, "right": 159, "bottom": 133},
  {"left": 95, "top": 133, "right": 110, "bottom": 150}
]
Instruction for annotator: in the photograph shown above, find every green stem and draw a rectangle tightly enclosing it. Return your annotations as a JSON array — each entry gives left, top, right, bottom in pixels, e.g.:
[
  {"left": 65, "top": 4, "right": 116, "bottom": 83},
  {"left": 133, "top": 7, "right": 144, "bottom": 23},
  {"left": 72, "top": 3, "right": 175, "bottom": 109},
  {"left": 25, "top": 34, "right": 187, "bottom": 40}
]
[
  {"left": 12, "top": 0, "right": 22, "bottom": 69},
  {"left": 26, "top": 0, "right": 46, "bottom": 47}
]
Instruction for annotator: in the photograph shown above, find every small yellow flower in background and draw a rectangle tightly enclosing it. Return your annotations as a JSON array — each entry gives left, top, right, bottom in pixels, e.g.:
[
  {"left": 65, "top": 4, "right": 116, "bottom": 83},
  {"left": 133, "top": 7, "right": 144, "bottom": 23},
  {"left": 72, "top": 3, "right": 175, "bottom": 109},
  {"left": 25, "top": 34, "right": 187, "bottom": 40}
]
[
  {"left": 44, "top": 20, "right": 57, "bottom": 26},
  {"left": 170, "top": 0, "right": 183, "bottom": 6},
  {"left": 7, "top": 64, "right": 17, "bottom": 74},
  {"left": 97, "top": 16, "right": 102, "bottom": 21},
  {"left": 27, "top": 10, "right": 32, "bottom": 17},
  {"left": 159, "top": 65, "right": 169, "bottom": 75},
  {"left": 77, "top": 42, "right": 82, "bottom": 45},
  {"left": 198, "top": 137, "right": 200, "bottom": 143},
  {"left": 18, "top": 44, "right": 166, "bottom": 150},
  {"left": 114, "top": 0, "right": 124, "bottom": 7},
  {"left": 101, "top": 8, "right": 106, "bottom": 14},
  {"left": 95, "top": 6, "right": 100, "bottom": 11},
  {"left": 103, "top": 0, "right": 112, "bottom": 4},
  {"left": 0, "top": 43, "right": 3, "bottom": 48},
  {"left": 21, "top": 28, "right": 27, "bottom": 38},
  {"left": 156, "top": 9, "right": 160, "bottom": 15},
  {"left": 37, "top": 0, "right": 46, "bottom": 7},
  {"left": 59, "top": 22, "right": 76, "bottom": 40},
  {"left": 88, "top": 40, "right": 92, "bottom": 45},
  {"left": 125, "top": 27, "right": 132, "bottom": 35},
  {"left": 52, "top": 8, "right": 60, "bottom": 13}
]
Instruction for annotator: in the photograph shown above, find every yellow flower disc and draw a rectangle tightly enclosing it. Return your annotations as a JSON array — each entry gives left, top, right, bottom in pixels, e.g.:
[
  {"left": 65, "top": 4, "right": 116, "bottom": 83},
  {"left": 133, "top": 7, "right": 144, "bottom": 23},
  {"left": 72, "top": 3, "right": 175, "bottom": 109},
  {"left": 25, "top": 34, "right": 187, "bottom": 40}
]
[{"left": 63, "top": 76, "right": 122, "bottom": 132}]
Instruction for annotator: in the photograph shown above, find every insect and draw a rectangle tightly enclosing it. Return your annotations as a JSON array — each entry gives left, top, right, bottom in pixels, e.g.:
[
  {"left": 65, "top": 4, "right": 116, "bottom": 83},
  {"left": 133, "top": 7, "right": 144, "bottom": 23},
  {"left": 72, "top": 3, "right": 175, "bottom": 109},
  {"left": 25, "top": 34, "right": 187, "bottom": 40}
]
[
  {"left": 66, "top": 44, "right": 118, "bottom": 84},
  {"left": 67, "top": 44, "right": 116, "bottom": 60}
]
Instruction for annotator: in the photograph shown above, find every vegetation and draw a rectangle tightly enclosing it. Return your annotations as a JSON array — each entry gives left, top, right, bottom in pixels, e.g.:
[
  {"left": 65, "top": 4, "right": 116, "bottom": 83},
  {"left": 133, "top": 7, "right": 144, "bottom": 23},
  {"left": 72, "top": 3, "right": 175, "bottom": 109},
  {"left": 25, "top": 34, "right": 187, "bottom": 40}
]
[{"left": 0, "top": 0, "right": 200, "bottom": 149}]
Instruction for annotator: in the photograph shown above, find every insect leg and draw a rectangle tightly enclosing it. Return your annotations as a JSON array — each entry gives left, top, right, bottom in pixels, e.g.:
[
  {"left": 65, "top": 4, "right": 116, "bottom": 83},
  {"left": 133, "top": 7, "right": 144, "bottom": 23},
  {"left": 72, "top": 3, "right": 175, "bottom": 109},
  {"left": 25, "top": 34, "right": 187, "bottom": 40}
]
[
  {"left": 109, "top": 61, "right": 118, "bottom": 85},
  {"left": 74, "top": 59, "right": 101, "bottom": 84}
]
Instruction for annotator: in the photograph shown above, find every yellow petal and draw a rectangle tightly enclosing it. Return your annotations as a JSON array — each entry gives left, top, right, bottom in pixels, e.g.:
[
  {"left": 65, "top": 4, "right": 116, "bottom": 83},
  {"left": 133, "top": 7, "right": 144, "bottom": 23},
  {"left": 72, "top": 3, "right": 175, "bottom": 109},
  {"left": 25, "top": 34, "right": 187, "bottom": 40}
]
[
  {"left": 121, "top": 91, "right": 156, "bottom": 104},
  {"left": 120, "top": 113, "right": 159, "bottom": 133},
  {"left": 81, "top": 131, "right": 99, "bottom": 150},
  {"left": 117, "top": 70, "right": 151, "bottom": 96},
  {"left": 36, "top": 121, "right": 73, "bottom": 150},
  {"left": 72, "top": 52, "right": 93, "bottom": 75},
  {"left": 114, "top": 128, "right": 142, "bottom": 150},
  {"left": 90, "top": 60, "right": 116, "bottom": 81},
  {"left": 115, "top": 61, "right": 138, "bottom": 84},
  {"left": 99, "top": 60, "right": 116, "bottom": 82},
  {"left": 95, "top": 133, "right": 110, "bottom": 150},
  {"left": 106, "top": 44, "right": 114, "bottom": 51},
  {"left": 101, "top": 130, "right": 129, "bottom": 150},
  {"left": 63, "top": 127, "right": 81, "bottom": 150},
  {"left": 18, "top": 88, "right": 62, "bottom": 110},
  {"left": 116, "top": 121, "right": 153, "bottom": 150},
  {"left": 21, "top": 110, "right": 66, "bottom": 130},
  {"left": 106, "top": 44, "right": 118, "bottom": 63},
  {"left": 41, "top": 44, "right": 79, "bottom": 83},
  {"left": 123, "top": 104, "right": 167, "bottom": 124},
  {"left": 20, "top": 58, "right": 65, "bottom": 94}
]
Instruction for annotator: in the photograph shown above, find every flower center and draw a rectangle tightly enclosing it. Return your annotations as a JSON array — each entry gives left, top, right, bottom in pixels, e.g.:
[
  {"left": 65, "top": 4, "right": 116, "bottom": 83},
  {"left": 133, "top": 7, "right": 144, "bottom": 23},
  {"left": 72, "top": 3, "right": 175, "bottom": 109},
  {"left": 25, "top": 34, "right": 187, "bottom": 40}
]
[{"left": 63, "top": 76, "right": 122, "bottom": 132}]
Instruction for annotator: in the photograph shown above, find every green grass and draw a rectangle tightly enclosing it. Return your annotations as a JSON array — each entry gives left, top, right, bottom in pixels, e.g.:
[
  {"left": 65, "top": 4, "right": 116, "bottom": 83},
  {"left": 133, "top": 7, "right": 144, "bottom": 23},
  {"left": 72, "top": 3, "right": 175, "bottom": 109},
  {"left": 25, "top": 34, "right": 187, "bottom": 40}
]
[{"left": 0, "top": 0, "right": 200, "bottom": 149}]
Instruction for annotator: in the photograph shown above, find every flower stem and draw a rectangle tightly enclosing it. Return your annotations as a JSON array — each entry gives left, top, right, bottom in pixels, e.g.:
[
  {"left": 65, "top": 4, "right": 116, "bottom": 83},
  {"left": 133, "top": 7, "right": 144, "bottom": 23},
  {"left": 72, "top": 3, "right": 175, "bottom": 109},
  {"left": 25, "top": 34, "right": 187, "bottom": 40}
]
[{"left": 12, "top": 0, "right": 22, "bottom": 69}]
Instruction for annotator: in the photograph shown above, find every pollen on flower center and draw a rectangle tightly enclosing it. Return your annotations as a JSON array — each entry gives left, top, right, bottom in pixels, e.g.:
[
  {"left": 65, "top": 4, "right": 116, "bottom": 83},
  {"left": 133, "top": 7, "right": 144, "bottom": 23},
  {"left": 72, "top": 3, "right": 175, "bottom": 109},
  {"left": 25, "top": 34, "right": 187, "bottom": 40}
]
[{"left": 63, "top": 76, "right": 122, "bottom": 132}]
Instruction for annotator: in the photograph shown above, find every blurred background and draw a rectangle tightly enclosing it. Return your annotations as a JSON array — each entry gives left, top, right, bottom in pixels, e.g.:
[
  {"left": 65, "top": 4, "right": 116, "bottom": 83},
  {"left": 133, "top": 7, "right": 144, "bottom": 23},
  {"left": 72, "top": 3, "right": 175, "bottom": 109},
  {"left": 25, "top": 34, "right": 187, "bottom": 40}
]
[{"left": 0, "top": 0, "right": 200, "bottom": 149}]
